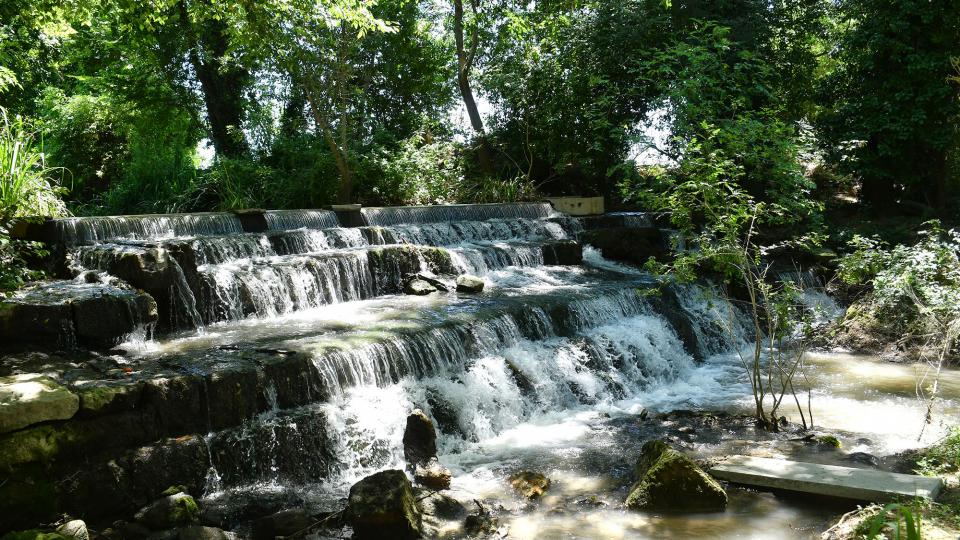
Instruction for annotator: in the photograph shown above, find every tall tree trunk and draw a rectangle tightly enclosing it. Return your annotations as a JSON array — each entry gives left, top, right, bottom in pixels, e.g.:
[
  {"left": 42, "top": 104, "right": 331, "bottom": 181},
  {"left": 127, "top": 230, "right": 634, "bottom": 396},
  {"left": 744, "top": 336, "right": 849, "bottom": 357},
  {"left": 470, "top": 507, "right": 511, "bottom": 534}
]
[
  {"left": 304, "top": 89, "right": 354, "bottom": 204},
  {"left": 453, "top": 0, "right": 492, "bottom": 172},
  {"left": 178, "top": 0, "right": 249, "bottom": 159}
]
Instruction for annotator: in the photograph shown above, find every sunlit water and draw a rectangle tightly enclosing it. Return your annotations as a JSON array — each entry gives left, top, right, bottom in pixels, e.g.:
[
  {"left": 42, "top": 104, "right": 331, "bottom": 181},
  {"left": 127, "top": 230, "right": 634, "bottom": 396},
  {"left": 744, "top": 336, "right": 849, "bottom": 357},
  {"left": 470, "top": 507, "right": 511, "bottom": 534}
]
[{"left": 166, "top": 251, "right": 960, "bottom": 539}]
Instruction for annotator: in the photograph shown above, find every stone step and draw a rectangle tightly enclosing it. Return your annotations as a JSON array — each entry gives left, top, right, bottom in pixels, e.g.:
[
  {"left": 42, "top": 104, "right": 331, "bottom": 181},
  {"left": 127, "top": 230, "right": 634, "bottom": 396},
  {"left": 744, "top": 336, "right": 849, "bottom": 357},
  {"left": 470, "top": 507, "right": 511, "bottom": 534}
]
[{"left": 710, "top": 455, "right": 944, "bottom": 502}]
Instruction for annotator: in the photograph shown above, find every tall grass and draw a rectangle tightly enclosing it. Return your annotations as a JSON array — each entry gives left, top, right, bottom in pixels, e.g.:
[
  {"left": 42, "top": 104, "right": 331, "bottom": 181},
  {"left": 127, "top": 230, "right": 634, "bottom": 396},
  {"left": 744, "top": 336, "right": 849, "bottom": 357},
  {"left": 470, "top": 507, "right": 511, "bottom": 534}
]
[{"left": 0, "top": 108, "right": 68, "bottom": 219}]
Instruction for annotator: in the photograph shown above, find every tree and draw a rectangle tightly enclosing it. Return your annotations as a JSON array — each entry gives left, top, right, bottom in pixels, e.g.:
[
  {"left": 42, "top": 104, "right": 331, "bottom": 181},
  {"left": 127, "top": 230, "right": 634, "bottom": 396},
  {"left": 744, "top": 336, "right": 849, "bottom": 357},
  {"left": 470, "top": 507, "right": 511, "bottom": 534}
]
[
  {"left": 817, "top": 0, "right": 960, "bottom": 212},
  {"left": 236, "top": 0, "right": 450, "bottom": 203},
  {"left": 174, "top": 0, "right": 251, "bottom": 158},
  {"left": 452, "top": 0, "right": 492, "bottom": 171},
  {"left": 621, "top": 23, "right": 819, "bottom": 431},
  {"left": 482, "top": 0, "right": 671, "bottom": 195}
]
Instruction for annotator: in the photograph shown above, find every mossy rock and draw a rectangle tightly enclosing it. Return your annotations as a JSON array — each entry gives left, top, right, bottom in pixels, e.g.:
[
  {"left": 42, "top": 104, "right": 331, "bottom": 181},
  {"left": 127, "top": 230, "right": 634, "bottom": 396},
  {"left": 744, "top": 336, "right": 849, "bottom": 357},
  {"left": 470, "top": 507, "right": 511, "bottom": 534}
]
[
  {"left": 625, "top": 440, "right": 727, "bottom": 513},
  {"left": 420, "top": 247, "right": 457, "bottom": 275},
  {"left": 134, "top": 492, "right": 200, "bottom": 530},
  {"left": 0, "top": 424, "right": 81, "bottom": 469},
  {"left": 509, "top": 471, "right": 551, "bottom": 499},
  {"left": 816, "top": 435, "right": 842, "bottom": 449}
]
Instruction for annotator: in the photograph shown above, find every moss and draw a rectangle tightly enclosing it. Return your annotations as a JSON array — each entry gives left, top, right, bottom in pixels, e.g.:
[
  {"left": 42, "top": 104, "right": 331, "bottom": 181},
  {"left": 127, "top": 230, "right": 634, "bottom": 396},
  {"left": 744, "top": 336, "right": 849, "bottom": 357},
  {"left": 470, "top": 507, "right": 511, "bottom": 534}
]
[
  {"left": 817, "top": 435, "right": 842, "bottom": 449},
  {"left": 168, "top": 494, "right": 200, "bottom": 525},
  {"left": 161, "top": 485, "right": 189, "bottom": 497},
  {"left": 0, "top": 424, "right": 80, "bottom": 469},
  {"left": 625, "top": 440, "right": 727, "bottom": 512},
  {"left": 77, "top": 382, "right": 142, "bottom": 416},
  {"left": 420, "top": 247, "right": 456, "bottom": 274}
]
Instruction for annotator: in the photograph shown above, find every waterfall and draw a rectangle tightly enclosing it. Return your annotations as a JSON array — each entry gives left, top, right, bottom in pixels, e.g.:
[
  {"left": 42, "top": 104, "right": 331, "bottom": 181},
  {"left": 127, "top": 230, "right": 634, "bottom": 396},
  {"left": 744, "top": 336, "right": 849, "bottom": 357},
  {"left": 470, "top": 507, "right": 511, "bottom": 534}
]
[
  {"left": 26, "top": 202, "right": 787, "bottom": 532},
  {"left": 361, "top": 202, "right": 555, "bottom": 226},
  {"left": 264, "top": 209, "right": 340, "bottom": 231},
  {"left": 53, "top": 212, "right": 243, "bottom": 245},
  {"left": 196, "top": 252, "right": 377, "bottom": 322}
]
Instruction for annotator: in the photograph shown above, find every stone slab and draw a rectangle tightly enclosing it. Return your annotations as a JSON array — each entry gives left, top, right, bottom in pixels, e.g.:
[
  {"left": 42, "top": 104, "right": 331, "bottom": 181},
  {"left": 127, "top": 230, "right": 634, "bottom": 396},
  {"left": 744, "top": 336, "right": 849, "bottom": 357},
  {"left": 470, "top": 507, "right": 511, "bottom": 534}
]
[
  {"left": 0, "top": 374, "right": 79, "bottom": 433},
  {"left": 710, "top": 455, "right": 943, "bottom": 502}
]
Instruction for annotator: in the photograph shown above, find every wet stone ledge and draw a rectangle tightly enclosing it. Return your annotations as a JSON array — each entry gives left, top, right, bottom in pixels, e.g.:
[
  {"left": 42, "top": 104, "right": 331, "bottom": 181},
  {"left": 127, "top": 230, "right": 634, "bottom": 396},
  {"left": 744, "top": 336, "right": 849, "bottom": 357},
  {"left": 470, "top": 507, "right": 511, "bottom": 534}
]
[
  {"left": 0, "top": 280, "right": 719, "bottom": 529},
  {"left": 0, "top": 280, "right": 158, "bottom": 350}
]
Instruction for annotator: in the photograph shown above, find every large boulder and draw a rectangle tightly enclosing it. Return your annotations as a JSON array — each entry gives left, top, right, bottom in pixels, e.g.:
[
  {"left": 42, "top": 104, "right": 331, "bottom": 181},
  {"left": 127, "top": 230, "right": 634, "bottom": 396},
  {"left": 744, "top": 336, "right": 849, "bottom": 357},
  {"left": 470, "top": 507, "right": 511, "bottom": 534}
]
[
  {"left": 134, "top": 492, "right": 201, "bottom": 530},
  {"left": 0, "top": 281, "right": 157, "bottom": 349},
  {"left": 403, "top": 409, "right": 437, "bottom": 466},
  {"left": 0, "top": 374, "right": 79, "bottom": 434},
  {"left": 347, "top": 470, "right": 421, "bottom": 539},
  {"left": 455, "top": 275, "right": 485, "bottom": 294},
  {"left": 509, "top": 471, "right": 551, "bottom": 499},
  {"left": 625, "top": 440, "right": 727, "bottom": 513}
]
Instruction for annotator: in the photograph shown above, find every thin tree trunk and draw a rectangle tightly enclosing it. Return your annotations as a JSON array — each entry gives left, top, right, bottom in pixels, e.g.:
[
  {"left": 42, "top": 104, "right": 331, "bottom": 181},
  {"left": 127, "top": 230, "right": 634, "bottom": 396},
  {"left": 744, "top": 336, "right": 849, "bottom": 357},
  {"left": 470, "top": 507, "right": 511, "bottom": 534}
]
[
  {"left": 453, "top": 0, "right": 492, "bottom": 172},
  {"left": 304, "top": 89, "right": 353, "bottom": 204}
]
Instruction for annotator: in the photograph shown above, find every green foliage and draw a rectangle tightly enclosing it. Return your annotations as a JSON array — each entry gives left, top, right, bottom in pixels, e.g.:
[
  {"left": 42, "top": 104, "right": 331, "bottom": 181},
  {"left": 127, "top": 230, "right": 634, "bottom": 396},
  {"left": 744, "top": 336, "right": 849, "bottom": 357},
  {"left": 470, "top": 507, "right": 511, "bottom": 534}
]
[
  {"left": 458, "top": 175, "right": 540, "bottom": 205},
  {"left": 838, "top": 222, "right": 960, "bottom": 330},
  {"left": 816, "top": 0, "right": 960, "bottom": 210},
  {"left": 364, "top": 134, "right": 464, "bottom": 205},
  {"left": 633, "top": 22, "right": 817, "bottom": 232},
  {"left": 0, "top": 109, "right": 68, "bottom": 218},
  {"left": 915, "top": 427, "right": 960, "bottom": 476},
  {"left": 0, "top": 108, "right": 65, "bottom": 291},
  {"left": 859, "top": 502, "right": 924, "bottom": 540},
  {"left": 484, "top": 0, "right": 671, "bottom": 195}
]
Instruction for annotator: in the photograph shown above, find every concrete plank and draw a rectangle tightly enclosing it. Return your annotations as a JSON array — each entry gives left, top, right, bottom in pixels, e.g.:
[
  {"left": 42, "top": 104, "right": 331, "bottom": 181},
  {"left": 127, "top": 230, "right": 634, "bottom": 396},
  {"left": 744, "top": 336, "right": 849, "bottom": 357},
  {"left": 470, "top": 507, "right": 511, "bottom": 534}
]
[{"left": 710, "top": 455, "right": 943, "bottom": 502}]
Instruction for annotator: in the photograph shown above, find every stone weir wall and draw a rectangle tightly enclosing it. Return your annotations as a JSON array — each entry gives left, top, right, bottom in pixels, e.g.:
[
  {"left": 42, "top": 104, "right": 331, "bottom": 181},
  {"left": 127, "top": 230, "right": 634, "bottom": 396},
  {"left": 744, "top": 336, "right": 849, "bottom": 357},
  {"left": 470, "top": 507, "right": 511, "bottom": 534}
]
[
  {"left": 0, "top": 203, "right": 670, "bottom": 531},
  {"left": 0, "top": 282, "right": 712, "bottom": 532},
  {"left": 3, "top": 204, "right": 600, "bottom": 349}
]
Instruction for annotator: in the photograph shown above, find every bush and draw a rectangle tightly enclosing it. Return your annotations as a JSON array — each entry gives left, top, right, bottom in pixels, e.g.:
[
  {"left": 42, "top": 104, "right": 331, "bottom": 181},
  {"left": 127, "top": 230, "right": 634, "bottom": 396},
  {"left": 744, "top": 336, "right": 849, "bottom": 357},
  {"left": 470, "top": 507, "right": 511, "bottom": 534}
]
[
  {"left": 915, "top": 426, "right": 960, "bottom": 476},
  {"left": 837, "top": 222, "right": 960, "bottom": 342},
  {"left": 362, "top": 135, "right": 464, "bottom": 205},
  {"left": 1, "top": 109, "right": 68, "bottom": 218},
  {"left": 0, "top": 108, "right": 67, "bottom": 292}
]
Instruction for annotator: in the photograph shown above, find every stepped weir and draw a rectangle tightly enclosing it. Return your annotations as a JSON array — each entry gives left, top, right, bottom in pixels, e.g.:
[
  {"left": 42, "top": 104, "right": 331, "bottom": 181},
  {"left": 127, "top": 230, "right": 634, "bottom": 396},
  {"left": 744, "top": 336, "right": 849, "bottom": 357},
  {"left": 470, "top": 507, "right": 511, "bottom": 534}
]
[{"left": 0, "top": 203, "right": 748, "bottom": 532}]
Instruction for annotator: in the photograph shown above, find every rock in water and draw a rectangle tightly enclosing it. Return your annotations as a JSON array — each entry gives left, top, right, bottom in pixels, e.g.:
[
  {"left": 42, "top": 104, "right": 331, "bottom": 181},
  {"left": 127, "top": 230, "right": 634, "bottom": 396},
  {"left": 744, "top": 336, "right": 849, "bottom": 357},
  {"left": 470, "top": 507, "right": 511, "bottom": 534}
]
[
  {"left": 403, "top": 409, "right": 438, "bottom": 466},
  {"left": 134, "top": 492, "right": 200, "bottom": 530},
  {"left": 404, "top": 278, "right": 438, "bottom": 296},
  {"left": 509, "top": 471, "right": 551, "bottom": 499},
  {"left": 414, "top": 458, "right": 453, "bottom": 490},
  {"left": 455, "top": 275, "right": 485, "bottom": 293},
  {"left": 347, "top": 470, "right": 421, "bottom": 539},
  {"left": 625, "top": 440, "right": 727, "bottom": 512}
]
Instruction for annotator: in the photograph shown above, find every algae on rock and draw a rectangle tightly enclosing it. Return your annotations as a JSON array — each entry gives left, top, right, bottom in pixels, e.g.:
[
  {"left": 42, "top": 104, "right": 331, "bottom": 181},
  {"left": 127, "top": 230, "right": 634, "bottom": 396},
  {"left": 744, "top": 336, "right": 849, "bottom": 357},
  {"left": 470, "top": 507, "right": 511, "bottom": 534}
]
[{"left": 625, "top": 440, "right": 727, "bottom": 513}]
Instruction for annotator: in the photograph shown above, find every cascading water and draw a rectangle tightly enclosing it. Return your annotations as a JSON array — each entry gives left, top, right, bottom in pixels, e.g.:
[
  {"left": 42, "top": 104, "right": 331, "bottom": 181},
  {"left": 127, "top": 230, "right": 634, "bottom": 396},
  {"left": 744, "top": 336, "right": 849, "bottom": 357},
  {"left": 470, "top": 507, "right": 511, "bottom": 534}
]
[
  {"left": 52, "top": 204, "right": 790, "bottom": 537},
  {"left": 361, "top": 202, "right": 555, "bottom": 226},
  {"left": 70, "top": 215, "right": 587, "bottom": 329},
  {"left": 53, "top": 212, "right": 245, "bottom": 245},
  {"left": 264, "top": 209, "right": 340, "bottom": 231}
]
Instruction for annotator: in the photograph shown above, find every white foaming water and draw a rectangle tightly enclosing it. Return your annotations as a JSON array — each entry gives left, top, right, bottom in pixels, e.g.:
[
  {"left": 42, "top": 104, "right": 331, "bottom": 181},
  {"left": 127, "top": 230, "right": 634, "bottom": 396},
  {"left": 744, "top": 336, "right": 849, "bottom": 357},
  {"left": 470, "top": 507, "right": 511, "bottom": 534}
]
[{"left": 314, "top": 310, "right": 699, "bottom": 489}]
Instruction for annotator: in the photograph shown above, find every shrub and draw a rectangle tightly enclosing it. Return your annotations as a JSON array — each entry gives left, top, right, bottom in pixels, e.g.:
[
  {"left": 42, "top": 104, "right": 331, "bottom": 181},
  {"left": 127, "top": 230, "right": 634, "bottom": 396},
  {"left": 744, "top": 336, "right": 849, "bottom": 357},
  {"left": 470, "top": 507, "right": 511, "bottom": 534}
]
[
  {"left": 837, "top": 222, "right": 960, "bottom": 343},
  {"left": 363, "top": 135, "right": 464, "bottom": 205},
  {"left": 0, "top": 108, "right": 67, "bottom": 292}
]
